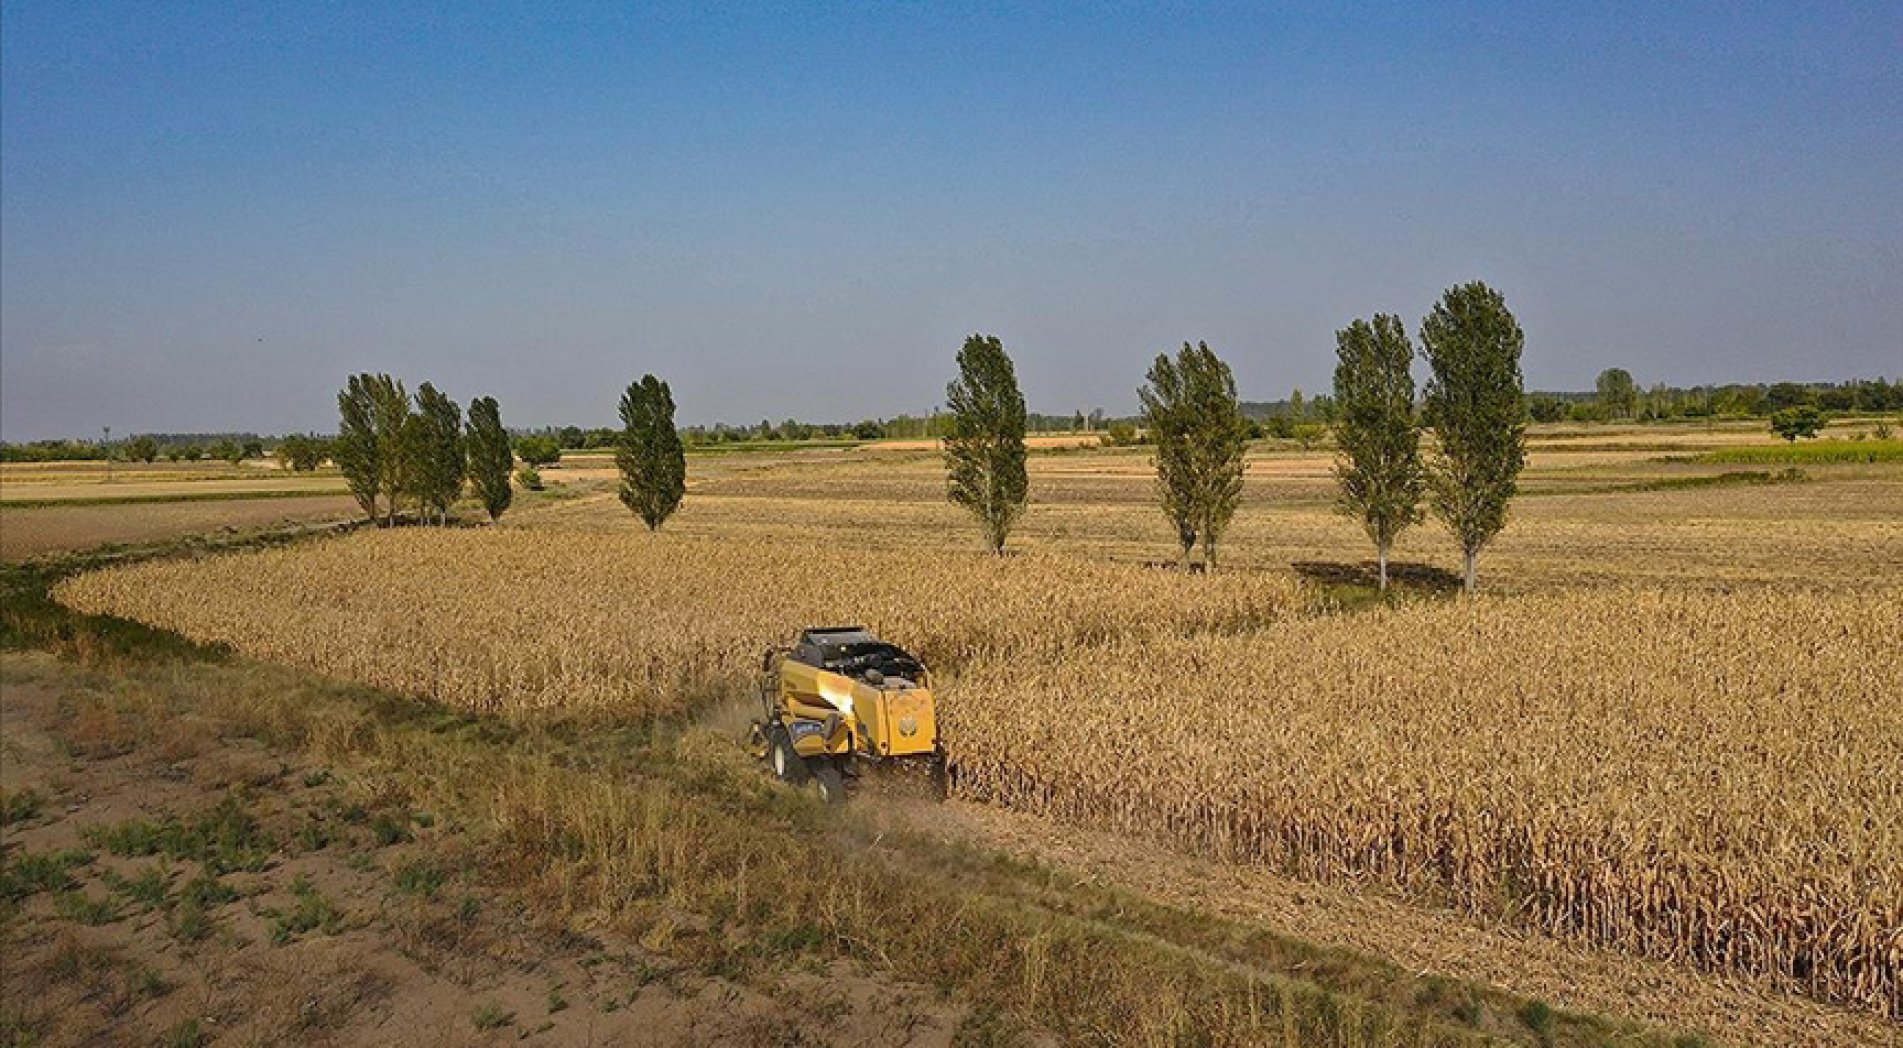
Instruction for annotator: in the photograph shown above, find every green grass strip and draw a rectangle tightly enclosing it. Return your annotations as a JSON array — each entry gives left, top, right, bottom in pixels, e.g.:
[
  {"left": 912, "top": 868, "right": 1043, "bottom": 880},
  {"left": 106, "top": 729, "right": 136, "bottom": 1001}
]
[{"left": 1692, "top": 440, "right": 1903, "bottom": 465}]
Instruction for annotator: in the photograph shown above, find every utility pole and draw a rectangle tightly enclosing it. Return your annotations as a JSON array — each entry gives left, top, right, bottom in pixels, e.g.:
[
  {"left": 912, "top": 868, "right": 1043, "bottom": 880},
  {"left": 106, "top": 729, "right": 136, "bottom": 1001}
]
[{"left": 103, "top": 426, "right": 113, "bottom": 483}]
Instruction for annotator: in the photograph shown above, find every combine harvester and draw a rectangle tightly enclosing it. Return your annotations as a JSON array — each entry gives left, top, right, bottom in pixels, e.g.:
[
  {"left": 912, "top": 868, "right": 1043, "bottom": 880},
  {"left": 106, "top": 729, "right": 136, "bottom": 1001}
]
[{"left": 751, "top": 627, "right": 939, "bottom": 803}]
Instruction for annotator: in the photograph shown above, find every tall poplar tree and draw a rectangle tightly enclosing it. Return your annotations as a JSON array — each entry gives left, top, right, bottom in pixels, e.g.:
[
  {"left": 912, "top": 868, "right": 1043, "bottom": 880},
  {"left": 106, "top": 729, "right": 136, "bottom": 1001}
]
[
  {"left": 407, "top": 382, "right": 465, "bottom": 525},
  {"left": 1139, "top": 341, "right": 1248, "bottom": 570},
  {"left": 943, "top": 334, "right": 1028, "bottom": 553},
  {"left": 335, "top": 376, "right": 381, "bottom": 521},
  {"left": 336, "top": 373, "right": 407, "bottom": 524},
  {"left": 1332, "top": 315, "right": 1423, "bottom": 590},
  {"left": 616, "top": 375, "right": 686, "bottom": 531},
  {"left": 465, "top": 396, "right": 514, "bottom": 521},
  {"left": 1420, "top": 282, "right": 1527, "bottom": 592}
]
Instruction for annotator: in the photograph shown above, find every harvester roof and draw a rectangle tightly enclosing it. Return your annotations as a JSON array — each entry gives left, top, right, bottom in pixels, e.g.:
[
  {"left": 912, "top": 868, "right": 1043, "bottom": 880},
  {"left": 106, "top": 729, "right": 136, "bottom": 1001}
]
[
  {"left": 791, "top": 627, "right": 925, "bottom": 680},
  {"left": 798, "top": 626, "right": 878, "bottom": 647}
]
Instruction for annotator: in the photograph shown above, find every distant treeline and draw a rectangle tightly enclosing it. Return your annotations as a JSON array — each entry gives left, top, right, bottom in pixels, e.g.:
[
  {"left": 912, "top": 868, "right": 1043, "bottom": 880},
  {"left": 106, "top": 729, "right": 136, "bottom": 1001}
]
[
  {"left": 462, "top": 376, "right": 1903, "bottom": 450},
  {"left": 1245, "top": 376, "right": 1903, "bottom": 425},
  {"left": 4, "top": 377, "right": 1897, "bottom": 462},
  {"left": 1522, "top": 376, "right": 1902, "bottom": 423},
  {"left": 0, "top": 433, "right": 267, "bottom": 463}
]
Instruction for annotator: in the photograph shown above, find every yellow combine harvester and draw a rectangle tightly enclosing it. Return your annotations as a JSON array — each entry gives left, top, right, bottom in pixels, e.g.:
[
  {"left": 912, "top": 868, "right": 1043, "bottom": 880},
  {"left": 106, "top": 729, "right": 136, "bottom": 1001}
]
[{"left": 751, "top": 627, "right": 939, "bottom": 803}]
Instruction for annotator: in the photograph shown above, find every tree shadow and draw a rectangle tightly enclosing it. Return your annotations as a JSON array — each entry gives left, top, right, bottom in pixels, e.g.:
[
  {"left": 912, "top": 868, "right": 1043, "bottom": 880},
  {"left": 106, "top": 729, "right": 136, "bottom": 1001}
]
[{"left": 1290, "top": 560, "right": 1463, "bottom": 601}]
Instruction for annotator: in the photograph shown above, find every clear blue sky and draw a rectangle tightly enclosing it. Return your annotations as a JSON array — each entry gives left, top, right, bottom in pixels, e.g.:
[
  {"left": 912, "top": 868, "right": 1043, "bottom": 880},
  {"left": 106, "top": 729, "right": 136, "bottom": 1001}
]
[{"left": 3, "top": 2, "right": 1898, "bottom": 440}]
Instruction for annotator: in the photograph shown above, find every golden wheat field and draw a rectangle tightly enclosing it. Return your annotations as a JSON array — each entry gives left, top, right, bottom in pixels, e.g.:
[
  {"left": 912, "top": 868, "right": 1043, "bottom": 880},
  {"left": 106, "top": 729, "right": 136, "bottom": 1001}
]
[
  {"left": 52, "top": 529, "right": 1304, "bottom": 715},
  {"left": 945, "top": 590, "right": 1903, "bottom": 1017}
]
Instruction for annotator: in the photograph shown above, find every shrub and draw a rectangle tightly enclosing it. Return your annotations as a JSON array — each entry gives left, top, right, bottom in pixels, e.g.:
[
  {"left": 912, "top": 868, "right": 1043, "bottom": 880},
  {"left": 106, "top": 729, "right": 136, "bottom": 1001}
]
[
  {"left": 1769, "top": 406, "right": 1825, "bottom": 441},
  {"left": 514, "top": 435, "right": 562, "bottom": 467}
]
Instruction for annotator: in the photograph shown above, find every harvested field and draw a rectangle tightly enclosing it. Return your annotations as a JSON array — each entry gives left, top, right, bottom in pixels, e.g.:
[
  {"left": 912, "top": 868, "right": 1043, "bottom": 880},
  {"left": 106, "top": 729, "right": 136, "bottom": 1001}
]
[
  {"left": 0, "top": 459, "right": 318, "bottom": 498},
  {"left": 0, "top": 477, "right": 345, "bottom": 505},
  {"left": 0, "top": 496, "right": 361, "bottom": 562},
  {"left": 524, "top": 446, "right": 1903, "bottom": 591}
]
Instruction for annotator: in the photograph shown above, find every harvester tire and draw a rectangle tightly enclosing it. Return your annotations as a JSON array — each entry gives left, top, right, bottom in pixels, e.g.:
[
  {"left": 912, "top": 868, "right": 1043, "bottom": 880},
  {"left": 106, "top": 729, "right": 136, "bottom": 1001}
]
[
  {"left": 812, "top": 762, "right": 847, "bottom": 805},
  {"left": 770, "top": 730, "right": 807, "bottom": 785}
]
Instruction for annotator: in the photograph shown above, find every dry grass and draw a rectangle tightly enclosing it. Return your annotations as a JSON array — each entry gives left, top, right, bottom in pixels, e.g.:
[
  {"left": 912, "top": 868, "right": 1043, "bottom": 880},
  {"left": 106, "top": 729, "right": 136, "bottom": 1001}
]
[
  {"left": 53, "top": 530, "right": 1305, "bottom": 715},
  {"left": 944, "top": 589, "right": 1903, "bottom": 1017}
]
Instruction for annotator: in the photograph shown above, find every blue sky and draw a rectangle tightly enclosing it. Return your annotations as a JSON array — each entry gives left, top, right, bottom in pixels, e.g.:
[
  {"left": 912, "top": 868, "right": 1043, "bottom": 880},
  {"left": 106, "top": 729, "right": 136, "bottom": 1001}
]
[{"left": 3, "top": 2, "right": 1898, "bottom": 439}]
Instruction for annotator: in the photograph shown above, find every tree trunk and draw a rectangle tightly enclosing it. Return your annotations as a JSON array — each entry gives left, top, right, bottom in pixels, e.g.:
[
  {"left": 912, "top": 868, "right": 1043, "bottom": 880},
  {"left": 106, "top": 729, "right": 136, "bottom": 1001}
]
[
  {"left": 1462, "top": 548, "right": 1478, "bottom": 593},
  {"left": 1377, "top": 539, "right": 1390, "bottom": 591},
  {"left": 1202, "top": 532, "right": 1217, "bottom": 573}
]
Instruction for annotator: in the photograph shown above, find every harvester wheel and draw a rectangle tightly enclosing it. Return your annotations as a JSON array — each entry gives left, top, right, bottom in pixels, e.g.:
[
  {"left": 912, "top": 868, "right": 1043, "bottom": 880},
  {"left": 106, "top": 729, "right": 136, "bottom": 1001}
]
[
  {"left": 812, "top": 762, "right": 847, "bottom": 805},
  {"left": 769, "top": 730, "right": 807, "bottom": 785}
]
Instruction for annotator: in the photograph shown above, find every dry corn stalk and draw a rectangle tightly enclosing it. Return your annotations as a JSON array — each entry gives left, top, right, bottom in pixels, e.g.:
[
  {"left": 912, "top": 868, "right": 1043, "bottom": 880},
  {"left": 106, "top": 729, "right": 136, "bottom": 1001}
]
[
  {"left": 53, "top": 529, "right": 1302, "bottom": 716},
  {"left": 941, "top": 589, "right": 1903, "bottom": 1017}
]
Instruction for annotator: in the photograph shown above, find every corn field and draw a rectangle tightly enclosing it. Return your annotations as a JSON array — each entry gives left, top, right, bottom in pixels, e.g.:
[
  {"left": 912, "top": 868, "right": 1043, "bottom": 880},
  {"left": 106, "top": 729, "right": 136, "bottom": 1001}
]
[
  {"left": 51, "top": 529, "right": 1303, "bottom": 716},
  {"left": 943, "top": 589, "right": 1903, "bottom": 1017},
  {"left": 53, "top": 534, "right": 1901, "bottom": 1016}
]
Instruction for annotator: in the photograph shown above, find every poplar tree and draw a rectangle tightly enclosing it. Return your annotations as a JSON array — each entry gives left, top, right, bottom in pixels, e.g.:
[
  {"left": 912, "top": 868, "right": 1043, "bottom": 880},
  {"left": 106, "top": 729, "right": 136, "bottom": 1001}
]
[
  {"left": 1420, "top": 282, "right": 1527, "bottom": 592},
  {"left": 336, "top": 373, "right": 406, "bottom": 524},
  {"left": 407, "top": 382, "right": 465, "bottom": 525},
  {"left": 1140, "top": 341, "right": 1248, "bottom": 570},
  {"left": 465, "top": 396, "right": 514, "bottom": 521},
  {"left": 943, "top": 334, "right": 1028, "bottom": 553},
  {"left": 1332, "top": 315, "right": 1423, "bottom": 590},
  {"left": 616, "top": 375, "right": 686, "bottom": 531}
]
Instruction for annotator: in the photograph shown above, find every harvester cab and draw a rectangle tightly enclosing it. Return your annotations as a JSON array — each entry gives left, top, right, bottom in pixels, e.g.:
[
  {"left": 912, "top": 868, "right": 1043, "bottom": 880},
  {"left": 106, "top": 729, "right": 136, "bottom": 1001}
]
[{"left": 751, "top": 627, "right": 939, "bottom": 803}]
